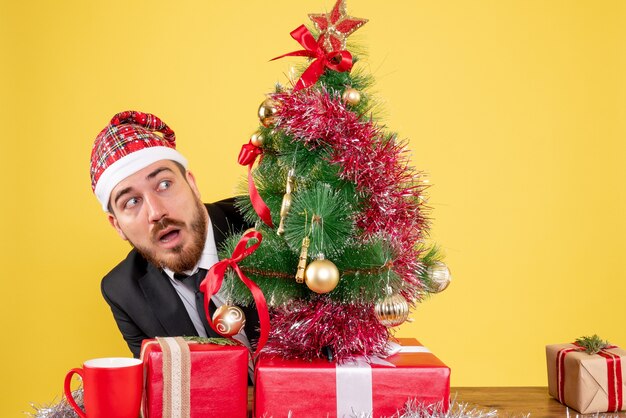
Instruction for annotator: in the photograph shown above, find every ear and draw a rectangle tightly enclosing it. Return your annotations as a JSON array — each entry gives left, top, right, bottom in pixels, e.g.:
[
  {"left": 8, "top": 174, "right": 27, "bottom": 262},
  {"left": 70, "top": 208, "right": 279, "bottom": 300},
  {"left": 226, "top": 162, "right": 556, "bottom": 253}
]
[
  {"left": 108, "top": 213, "right": 128, "bottom": 241},
  {"left": 185, "top": 170, "right": 202, "bottom": 199}
]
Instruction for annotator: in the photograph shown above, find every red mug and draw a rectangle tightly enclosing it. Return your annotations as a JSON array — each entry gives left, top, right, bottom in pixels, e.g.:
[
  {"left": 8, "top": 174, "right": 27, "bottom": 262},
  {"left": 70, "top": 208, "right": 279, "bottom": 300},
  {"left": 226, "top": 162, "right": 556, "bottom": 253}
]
[{"left": 64, "top": 357, "right": 143, "bottom": 418}]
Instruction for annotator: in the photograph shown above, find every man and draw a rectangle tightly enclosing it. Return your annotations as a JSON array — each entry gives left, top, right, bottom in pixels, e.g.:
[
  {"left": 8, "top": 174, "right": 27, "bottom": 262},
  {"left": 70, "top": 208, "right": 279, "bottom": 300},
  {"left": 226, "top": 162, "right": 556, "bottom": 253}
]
[{"left": 90, "top": 110, "right": 257, "bottom": 358}]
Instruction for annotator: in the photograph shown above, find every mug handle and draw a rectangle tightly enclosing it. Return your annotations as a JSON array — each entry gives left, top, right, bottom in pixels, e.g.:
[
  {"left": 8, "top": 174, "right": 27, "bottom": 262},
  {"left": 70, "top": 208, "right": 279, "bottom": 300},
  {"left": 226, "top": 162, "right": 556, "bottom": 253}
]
[{"left": 64, "top": 368, "right": 87, "bottom": 418}]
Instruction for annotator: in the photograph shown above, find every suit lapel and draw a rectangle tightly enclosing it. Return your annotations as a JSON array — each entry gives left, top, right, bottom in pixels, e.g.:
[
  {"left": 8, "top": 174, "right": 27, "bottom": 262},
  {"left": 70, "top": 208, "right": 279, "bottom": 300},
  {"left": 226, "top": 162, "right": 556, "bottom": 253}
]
[{"left": 138, "top": 263, "right": 198, "bottom": 337}]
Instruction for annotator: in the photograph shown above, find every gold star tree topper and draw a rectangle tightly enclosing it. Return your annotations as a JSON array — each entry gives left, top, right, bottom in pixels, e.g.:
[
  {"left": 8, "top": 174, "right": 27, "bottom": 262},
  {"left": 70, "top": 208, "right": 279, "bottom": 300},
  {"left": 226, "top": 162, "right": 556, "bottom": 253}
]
[{"left": 308, "top": 0, "right": 368, "bottom": 53}]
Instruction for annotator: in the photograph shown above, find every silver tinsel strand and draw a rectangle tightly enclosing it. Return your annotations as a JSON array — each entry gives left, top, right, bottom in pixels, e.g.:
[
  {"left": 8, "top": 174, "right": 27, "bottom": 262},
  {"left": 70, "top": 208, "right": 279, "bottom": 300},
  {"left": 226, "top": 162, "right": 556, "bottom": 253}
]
[
  {"left": 30, "top": 389, "right": 623, "bottom": 417},
  {"left": 351, "top": 397, "right": 501, "bottom": 418},
  {"left": 26, "top": 388, "right": 82, "bottom": 418},
  {"left": 257, "top": 397, "right": 504, "bottom": 418}
]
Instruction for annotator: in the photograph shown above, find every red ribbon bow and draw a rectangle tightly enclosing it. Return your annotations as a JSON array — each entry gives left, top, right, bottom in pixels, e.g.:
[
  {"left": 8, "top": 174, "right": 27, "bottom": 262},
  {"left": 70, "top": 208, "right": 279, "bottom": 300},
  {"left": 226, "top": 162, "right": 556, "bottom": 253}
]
[
  {"left": 272, "top": 25, "right": 353, "bottom": 91},
  {"left": 199, "top": 230, "right": 270, "bottom": 357},
  {"left": 238, "top": 141, "right": 274, "bottom": 228}
]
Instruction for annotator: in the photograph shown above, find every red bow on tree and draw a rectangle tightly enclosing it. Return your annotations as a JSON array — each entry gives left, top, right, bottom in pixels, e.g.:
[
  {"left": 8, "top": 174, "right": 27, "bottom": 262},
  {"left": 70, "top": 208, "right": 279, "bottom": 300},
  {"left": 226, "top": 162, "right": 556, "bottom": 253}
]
[
  {"left": 199, "top": 229, "right": 270, "bottom": 356},
  {"left": 271, "top": 25, "right": 353, "bottom": 91}
]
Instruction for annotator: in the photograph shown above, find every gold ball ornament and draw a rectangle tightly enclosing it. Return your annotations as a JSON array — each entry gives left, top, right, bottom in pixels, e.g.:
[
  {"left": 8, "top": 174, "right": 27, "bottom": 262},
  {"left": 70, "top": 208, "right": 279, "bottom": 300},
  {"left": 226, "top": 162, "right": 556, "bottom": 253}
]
[
  {"left": 212, "top": 305, "right": 246, "bottom": 337},
  {"left": 258, "top": 98, "right": 279, "bottom": 127},
  {"left": 342, "top": 88, "right": 361, "bottom": 106},
  {"left": 250, "top": 132, "right": 264, "bottom": 147},
  {"left": 427, "top": 261, "right": 452, "bottom": 293},
  {"left": 374, "top": 289, "right": 410, "bottom": 327},
  {"left": 304, "top": 257, "right": 340, "bottom": 294}
]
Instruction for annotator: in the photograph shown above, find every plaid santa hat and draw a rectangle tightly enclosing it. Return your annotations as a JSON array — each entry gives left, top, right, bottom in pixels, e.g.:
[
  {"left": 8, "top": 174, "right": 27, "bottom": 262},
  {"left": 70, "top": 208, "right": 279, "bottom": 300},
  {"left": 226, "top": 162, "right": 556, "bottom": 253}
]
[{"left": 90, "top": 110, "right": 187, "bottom": 211}]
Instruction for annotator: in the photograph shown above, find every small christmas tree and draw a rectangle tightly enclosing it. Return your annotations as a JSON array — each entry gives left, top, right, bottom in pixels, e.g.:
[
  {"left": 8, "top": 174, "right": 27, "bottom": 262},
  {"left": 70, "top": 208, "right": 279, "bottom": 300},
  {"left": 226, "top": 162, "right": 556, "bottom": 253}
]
[{"left": 219, "top": 0, "right": 451, "bottom": 362}]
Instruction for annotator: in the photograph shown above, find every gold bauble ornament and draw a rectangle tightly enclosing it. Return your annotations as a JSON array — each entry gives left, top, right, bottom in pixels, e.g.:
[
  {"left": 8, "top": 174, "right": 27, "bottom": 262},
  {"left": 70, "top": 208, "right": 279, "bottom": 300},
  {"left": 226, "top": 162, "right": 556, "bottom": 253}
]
[
  {"left": 427, "top": 261, "right": 452, "bottom": 293},
  {"left": 374, "top": 287, "right": 409, "bottom": 327},
  {"left": 304, "top": 256, "right": 340, "bottom": 294},
  {"left": 258, "top": 98, "right": 279, "bottom": 127},
  {"left": 212, "top": 305, "right": 246, "bottom": 337},
  {"left": 342, "top": 88, "right": 361, "bottom": 106},
  {"left": 250, "top": 132, "right": 264, "bottom": 147}
]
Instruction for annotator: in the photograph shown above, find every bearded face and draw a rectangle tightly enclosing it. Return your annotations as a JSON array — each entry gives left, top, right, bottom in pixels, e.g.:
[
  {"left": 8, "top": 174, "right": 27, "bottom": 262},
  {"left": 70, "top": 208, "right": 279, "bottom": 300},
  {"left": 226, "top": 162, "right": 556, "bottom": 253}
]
[
  {"left": 133, "top": 195, "right": 207, "bottom": 272},
  {"left": 108, "top": 160, "right": 208, "bottom": 273}
]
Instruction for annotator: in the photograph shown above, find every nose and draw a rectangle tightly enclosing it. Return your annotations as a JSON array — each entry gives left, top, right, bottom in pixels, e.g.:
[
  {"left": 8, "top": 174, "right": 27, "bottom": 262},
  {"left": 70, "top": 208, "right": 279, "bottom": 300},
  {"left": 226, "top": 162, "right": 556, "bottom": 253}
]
[{"left": 145, "top": 193, "right": 168, "bottom": 223}]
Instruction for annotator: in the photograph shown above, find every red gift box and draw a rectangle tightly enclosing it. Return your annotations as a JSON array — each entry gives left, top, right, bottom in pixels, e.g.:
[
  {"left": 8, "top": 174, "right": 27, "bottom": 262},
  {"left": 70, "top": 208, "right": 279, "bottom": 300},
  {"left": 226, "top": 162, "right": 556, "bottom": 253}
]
[
  {"left": 254, "top": 338, "right": 450, "bottom": 417},
  {"left": 141, "top": 337, "right": 249, "bottom": 418}
]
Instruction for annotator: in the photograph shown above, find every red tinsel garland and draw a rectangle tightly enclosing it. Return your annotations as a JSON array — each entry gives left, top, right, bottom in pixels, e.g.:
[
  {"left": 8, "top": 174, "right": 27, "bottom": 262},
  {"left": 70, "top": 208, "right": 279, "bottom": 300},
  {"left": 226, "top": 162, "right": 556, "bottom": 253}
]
[
  {"left": 263, "top": 297, "right": 390, "bottom": 362},
  {"left": 272, "top": 88, "right": 429, "bottom": 301}
]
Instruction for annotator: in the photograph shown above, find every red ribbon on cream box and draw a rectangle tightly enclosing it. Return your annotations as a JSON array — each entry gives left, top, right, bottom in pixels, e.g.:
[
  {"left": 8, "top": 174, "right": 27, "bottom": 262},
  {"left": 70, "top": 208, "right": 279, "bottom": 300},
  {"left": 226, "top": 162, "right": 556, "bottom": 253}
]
[
  {"left": 254, "top": 338, "right": 450, "bottom": 417},
  {"left": 546, "top": 342, "right": 625, "bottom": 414},
  {"left": 140, "top": 337, "right": 249, "bottom": 418}
]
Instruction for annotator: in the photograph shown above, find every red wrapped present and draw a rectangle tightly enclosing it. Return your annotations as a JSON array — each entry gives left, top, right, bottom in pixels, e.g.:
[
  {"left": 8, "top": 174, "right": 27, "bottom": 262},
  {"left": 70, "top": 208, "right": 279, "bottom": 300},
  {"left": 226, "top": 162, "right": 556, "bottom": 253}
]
[
  {"left": 254, "top": 338, "right": 450, "bottom": 417},
  {"left": 141, "top": 337, "right": 249, "bottom": 418},
  {"left": 547, "top": 342, "right": 625, "bottom": 414}
]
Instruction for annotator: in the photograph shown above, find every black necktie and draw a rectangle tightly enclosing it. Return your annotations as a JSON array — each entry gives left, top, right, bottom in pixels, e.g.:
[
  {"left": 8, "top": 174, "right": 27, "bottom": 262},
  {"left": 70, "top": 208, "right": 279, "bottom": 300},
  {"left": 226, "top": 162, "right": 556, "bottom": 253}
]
[
  {"left": 174, "top": 268, "right": 220, "bottom": 337},
  {"left": 173, "top": 268, "right": 207, "bottom": 285}
]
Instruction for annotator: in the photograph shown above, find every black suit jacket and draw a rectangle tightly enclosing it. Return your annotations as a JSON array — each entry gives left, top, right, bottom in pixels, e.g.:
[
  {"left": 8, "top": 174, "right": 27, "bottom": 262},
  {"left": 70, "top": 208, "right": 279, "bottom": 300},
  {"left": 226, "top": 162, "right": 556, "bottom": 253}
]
[{"left": 101, "top": 198, "right": 257, "bottom": 358}]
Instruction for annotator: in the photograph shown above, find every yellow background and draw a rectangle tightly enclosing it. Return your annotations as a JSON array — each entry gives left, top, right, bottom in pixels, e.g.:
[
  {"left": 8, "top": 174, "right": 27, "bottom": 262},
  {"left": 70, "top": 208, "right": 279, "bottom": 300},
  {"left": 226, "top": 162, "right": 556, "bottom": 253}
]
[{"left": 2, "top": 0, "right": 625, "bottom": 416}]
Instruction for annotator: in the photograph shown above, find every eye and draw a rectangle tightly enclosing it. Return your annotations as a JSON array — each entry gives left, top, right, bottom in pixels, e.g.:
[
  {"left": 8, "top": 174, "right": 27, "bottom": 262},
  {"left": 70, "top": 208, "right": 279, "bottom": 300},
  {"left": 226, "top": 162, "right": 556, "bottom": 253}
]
[
  {"left": 124, "top": 197, "right": 140, "bottom": 210},
  {"left": 157, "top": 180, "right": 171, "bottom": 191}
]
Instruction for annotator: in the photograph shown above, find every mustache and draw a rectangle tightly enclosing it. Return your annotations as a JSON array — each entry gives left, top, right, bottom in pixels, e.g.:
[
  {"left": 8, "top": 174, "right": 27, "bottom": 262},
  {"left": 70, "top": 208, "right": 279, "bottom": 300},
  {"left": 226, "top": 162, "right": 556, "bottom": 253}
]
[{"left": 151, "top": 218, "right": 186, "bottom": 241}]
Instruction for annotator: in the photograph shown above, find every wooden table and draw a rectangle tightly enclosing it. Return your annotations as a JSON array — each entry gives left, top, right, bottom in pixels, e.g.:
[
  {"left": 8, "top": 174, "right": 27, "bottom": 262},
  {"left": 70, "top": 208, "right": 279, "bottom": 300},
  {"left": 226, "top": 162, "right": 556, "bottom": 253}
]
[
  {"left": 453, "top": 387, "right": 626, "bottom": 417},
  {"left": 249, "top": 387, "right": 626, "bottom": 417}
]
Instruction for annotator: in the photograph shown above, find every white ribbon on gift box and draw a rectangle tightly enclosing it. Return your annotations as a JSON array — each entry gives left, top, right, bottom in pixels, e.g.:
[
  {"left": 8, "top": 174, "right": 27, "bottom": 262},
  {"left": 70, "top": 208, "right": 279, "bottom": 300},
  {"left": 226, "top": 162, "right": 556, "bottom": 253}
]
[
  {"left": 140, "top": 337, "right": 191, "bottom": 418},
  {"left": 335, "top": 343, "right": 431, "bottom": 417},
  {"left": 161, "top": 337, "right": 187, "bottom": 418}
]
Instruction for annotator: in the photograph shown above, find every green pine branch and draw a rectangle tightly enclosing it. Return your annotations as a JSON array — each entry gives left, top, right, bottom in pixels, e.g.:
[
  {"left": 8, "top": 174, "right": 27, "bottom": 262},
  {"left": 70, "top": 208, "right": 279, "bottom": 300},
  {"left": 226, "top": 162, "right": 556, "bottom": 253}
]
[
  {"left": 183, "top": 336, "right": 239, "bottom": 346},
  {"left": 575, "top": 334, "right": 611, "bottom": 355}
]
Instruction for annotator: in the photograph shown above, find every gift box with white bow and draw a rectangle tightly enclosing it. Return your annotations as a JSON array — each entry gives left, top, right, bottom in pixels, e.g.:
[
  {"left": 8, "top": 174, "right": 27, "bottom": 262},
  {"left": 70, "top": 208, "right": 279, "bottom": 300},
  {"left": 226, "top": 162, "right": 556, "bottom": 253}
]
[{"left": 254, "top": 338, "right": 450, "bottom": 417}]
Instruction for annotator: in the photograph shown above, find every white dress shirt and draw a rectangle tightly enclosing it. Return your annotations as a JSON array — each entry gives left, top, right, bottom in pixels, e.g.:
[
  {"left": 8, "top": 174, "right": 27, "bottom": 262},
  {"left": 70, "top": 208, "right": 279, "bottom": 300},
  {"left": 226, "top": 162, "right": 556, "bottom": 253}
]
[{"left": 162, "top": 218, "right": 251, "bottom": 351}]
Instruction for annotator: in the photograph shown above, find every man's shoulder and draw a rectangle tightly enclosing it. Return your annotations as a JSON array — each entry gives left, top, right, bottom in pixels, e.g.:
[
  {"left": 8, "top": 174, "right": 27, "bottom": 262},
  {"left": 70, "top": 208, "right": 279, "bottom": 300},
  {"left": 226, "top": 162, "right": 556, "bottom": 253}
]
[
  {"left": 206, "top": 197, "right": 251, "bottom": 239},
  {"left": 206, "top": 197, "right": 240, "bottom": 218},
  {"left": 101, "top": 249, "right": 148, "bottom": 292}
]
